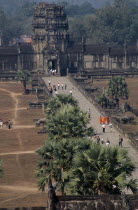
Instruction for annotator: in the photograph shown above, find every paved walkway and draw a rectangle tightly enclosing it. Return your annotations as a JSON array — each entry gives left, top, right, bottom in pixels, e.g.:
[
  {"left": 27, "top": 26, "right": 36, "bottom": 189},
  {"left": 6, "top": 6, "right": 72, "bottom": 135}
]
[{"left": 43, "top": 76, "right": 138, "bottom": 180}]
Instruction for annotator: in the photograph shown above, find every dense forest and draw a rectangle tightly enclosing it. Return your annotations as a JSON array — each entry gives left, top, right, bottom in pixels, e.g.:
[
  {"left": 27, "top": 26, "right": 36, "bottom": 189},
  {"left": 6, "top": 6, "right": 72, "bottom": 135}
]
[{"left": 0, "top": 0, "right": 138, "bottom": 47}]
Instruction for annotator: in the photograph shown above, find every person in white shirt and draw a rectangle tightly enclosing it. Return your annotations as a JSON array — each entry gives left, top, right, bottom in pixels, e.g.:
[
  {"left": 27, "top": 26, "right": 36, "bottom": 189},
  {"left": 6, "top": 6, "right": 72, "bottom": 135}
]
[
  {"left": 106, "top": 138, "right": 110, "bottom": 147},
  {"left": 70, "top": 90, "right": 72, "bottom": 96},
  {"left": 102, "top": 123, "right": 106, "bottom": 133},
  {"left": 0, "top": 120, "right": 3, "bottom": 128}
]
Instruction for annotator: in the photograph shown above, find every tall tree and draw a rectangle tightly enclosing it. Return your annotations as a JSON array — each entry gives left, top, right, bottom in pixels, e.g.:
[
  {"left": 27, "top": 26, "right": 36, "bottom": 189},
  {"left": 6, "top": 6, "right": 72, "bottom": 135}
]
[
  {"left": 46, "top": 105, "right": 93, "bottom": 140},
  {"left": 66, "top": 145, "right": 137, "bottom": 195},
  {"left": 36, "top": 139, "right": 136, "bottom": 195},
  {"left": 107, "top": 76, "right": 128, "bottom": 108},
  {"left": 16, "top": 70, "right": 31, "bottom": 94},
  {"left": 36, "top": 138, "right": 92, "bottom": 195},
  {"left": 46, "top": 94, "right": 78, "bottom": 117}
]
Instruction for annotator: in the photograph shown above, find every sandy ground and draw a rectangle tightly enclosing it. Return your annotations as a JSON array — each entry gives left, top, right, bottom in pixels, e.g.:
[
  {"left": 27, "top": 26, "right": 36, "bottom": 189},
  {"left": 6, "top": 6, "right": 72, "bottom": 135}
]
[{"left": 0, "top": 82, "right": 47, "bottom": 208}]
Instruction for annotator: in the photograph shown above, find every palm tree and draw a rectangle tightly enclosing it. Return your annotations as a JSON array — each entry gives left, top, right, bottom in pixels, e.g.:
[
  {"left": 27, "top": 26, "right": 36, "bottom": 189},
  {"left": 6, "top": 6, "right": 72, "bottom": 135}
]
[
  {"left": 16, "top": 70, "right": 31, "bottom": 94},
  {"left": 46, "top": 105, "right": 94, "bottom": 140},
  {"left": 46, "top": 94, "right": 78, "bottom": 117},
  {"left": 36, "top": 138, "right": 91, "bottom": 195},
  {"left": 107, "top": 76, "right": 128, "bottom": 108},
  {"left": 66, "top": 144, "right": 136, "bottom": 195}
]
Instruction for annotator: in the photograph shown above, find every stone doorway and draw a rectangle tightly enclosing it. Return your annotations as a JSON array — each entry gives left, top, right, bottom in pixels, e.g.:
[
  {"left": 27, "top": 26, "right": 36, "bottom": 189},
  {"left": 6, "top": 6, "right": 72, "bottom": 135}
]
[{"left": 48, "top": 60, "right": 57, "bottom": 70}]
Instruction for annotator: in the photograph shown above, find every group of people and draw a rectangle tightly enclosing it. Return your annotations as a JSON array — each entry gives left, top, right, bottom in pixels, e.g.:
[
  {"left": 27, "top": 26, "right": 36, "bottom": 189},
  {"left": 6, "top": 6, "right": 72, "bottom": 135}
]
[
  {"left": 48, "top": 69, "right": 57, "bottom": 76},
  {"left": 94, "top": 135, "right": 111, "bottom": 146},
  {"left": 99, "top": 118, "right": 124, "bottom": 147},
  {"left": 93, "top": 134, "right": 123, "bottom": 147},
  {"left": 0, "top": 119, "right": 12, "bottom": 129},
  {"left": 48, "top": 80, "right": 69, "bottom": 95}
]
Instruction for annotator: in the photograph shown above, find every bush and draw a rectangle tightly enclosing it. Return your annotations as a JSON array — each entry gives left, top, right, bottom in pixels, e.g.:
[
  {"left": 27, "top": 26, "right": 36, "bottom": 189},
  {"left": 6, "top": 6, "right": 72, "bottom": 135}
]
[{"left": 121, "top": 116, "right": 135, "bottom": 124}]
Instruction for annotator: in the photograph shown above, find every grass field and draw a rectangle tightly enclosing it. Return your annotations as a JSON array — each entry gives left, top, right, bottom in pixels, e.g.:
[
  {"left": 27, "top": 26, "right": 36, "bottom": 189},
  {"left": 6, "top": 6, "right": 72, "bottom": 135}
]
[
  {"left": 0, "top": 82, "right": 48, "bottom": 208},
  {"left": 93, "top": 78, "right": 138, "bottom": 108},
  {"left": 92, "top": 77, "right": 138, "bottom": 135}
]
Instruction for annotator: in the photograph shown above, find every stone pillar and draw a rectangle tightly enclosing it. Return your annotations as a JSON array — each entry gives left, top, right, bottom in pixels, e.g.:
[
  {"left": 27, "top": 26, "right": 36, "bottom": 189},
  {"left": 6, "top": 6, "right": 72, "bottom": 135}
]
[
  {"left": 45, "top": 59, "right": 48, "bottom": 74},
  {"left": 2, "top": 62, "right": 4, "bottom": 71},
  {"left": 17, "top": 54, "right": 22, "bottom": 71},
  {"left": 57, "top": 59, "right": 60, "bottom": 74}
]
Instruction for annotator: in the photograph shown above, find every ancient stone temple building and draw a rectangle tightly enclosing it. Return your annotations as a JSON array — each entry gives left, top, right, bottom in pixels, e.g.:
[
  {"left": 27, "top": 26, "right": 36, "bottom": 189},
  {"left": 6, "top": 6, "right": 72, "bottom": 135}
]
[
  {"left": 0, "top": 2, "right": 138, "bottom": 77},
  {"left": 32, "top": 3, "right": 69, "bottom": 74}
]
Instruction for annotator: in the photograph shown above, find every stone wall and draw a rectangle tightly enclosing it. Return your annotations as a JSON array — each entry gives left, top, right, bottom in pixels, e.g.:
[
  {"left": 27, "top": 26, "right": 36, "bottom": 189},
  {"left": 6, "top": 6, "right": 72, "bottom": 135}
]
[{"left": 55, "top": 195, "right": 138, "bottom": 210}]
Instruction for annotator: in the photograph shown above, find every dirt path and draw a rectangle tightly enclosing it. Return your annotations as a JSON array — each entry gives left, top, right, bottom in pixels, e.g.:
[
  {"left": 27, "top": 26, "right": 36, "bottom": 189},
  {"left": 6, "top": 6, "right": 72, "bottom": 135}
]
[
  {"left": 0, "top": 107, "right": 27, "bottom": 113},
  {"left": 0, "top": 87, "right": 38, "bottom": 197},
  {"left": 0, "top": 150, "right": 35, "bottom": 156}
]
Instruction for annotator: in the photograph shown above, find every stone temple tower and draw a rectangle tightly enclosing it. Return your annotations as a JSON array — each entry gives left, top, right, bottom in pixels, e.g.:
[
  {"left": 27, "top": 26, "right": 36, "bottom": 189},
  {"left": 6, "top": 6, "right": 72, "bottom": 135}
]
[{"left": 32, "top": 2, "right": 69, "bottom": 74}]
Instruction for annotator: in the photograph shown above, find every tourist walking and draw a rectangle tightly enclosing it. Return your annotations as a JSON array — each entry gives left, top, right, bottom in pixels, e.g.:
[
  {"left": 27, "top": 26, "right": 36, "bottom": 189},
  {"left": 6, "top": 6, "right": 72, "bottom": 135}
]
[
  {"left": 0, "top": 120, "right": 3, "bottom": 128},
  {"left": 109, "top": 123, "right": 113, "bottom": 132},
  {"left": 65, "top": 83, "right": 67, "bottom": 89},
  {"left": 61, "top": 83, "right": 64, "bottom": 90},
  {"left": 53, "top": 84, "right": 57, "bottom": 91},
  {"left": 88, "top": 108, "right": 91, "bottom": 119},
  {"left": 49, "top": 86, "right": 53, "bottom": 95},
  {"left": 119, "top": 135, "right": 123, "bottom": 147},
  {"left": 106, "top": 138, "right": 110, "bottom": 147},
  {"left": 70, "top": 90, "right": 72, "bottom": 96},
  {"left": 8, "top": 120, "right": 12, "bottom": 129},
  {"left": 58, "top": 83, "right": 60, "bottom": 89},
  {"left": 102, "top": 123, "right": 106, "bottom": 133},
  {"left": 101, "top": 138, "right": 104, "bottom": 144},
  {"left": 48, "top": 80, "right": 51, "bottom": 86}
]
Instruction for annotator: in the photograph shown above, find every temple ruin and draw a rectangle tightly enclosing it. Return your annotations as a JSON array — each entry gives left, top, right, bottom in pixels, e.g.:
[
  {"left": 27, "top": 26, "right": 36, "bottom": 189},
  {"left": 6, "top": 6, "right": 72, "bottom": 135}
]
[{"left": 0, "top": 2, "right": 138, "bottom": 77}]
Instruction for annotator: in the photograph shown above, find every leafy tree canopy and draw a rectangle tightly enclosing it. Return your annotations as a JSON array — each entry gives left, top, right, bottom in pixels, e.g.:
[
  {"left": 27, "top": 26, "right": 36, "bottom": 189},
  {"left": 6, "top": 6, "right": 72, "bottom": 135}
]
[
  {"left": 46, "top": 105, "right": 93, "bottom": 140},
  {"left": 46, "top": 94, "right": 78, "bottom": 117},
  {"left": 69, "top": 0, "right": 138, "bottom": 46},
  {"left": 36, "top": 137, "right": 91, "bottom": 194},
  {"left": 36, "top": 138, "right": 137, "bottom": 195},
  {"left": 66, "top": 144, "right": 137, "bottom": 195},
  {"left": 16, "top": 70, "right": 31, "bottom": 94},
  {"left": 1, "top": 0, "right": 138, "bottom": 46},
  {"left": 107, "top": 76, "right": 128, "bottom": 101}
]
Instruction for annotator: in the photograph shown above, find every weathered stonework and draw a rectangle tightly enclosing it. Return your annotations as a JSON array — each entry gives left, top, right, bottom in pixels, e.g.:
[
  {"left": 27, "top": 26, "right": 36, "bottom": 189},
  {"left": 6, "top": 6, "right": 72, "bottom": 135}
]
[
  {"left": 32, "top": 3, "right": 69, "bottom": 74},
  {"left": 55, "top": 195, "right": 138, "bottom": 210},
  {"left": 0, "top": 2, "right": 138, "bottom": 77}
]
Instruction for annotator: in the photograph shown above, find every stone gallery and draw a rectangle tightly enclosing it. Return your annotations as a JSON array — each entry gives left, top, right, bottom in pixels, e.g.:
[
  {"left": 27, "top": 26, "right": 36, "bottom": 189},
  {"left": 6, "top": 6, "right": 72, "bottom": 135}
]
[{"left": 0, "top": 2, "right": 138, "bottom": 76}]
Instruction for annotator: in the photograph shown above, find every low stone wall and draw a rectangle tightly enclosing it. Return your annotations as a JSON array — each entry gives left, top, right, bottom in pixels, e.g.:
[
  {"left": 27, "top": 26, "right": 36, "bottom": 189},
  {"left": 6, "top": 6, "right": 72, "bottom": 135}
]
[
  {"left": 38, "top": 76, "right": 51, "bottom": 98},
  {"left": 56, "top": 194, "right": 138, "bottom": 210},
  {"left": 0, "top": 208, "right": 47, "bottom": 210}
]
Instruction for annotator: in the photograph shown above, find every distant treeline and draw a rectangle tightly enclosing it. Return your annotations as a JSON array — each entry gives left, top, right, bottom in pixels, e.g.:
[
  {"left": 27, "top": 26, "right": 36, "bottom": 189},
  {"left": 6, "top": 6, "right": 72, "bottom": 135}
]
[{"left": 0, "top": 0, "right": 138, "bottom": 47}]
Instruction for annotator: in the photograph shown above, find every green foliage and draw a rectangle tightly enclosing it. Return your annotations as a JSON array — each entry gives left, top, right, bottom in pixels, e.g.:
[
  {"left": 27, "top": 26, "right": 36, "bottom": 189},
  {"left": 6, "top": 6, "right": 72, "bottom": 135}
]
[
  {"left": 68, "top": 0, "right": 138, "bottom": 46},
  {"left": 65, "top": 2, "right": 95, "bottom": 17},
  {"left": 1, "top": 0, "right": 138, "bottom": 46},
  {"left": 36, "top": 139, "right": 137, "bottom": 195},
  {"left": 16, "top": 70, "right": 31, "bottom": 93},
  {"left": 36, "top": 138, "right": 91, "bottom": 193},
  {"left": 97, "top": 93, "right": 109, "bottom": 108},
  {"left": 107, "top": 76, "right": 128, "bottom": 101},
  {"left": 46, "top": 94, "right": 78, "bottom": 116},
  {"left": 66, "top": 145, "right": 137, "bottom": 195},
  {"left": 0, "top": 0, "right": 35, "bottom": 45},
  {"left": 46, "top": 105, "right": 93, "bottom": 140}
]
